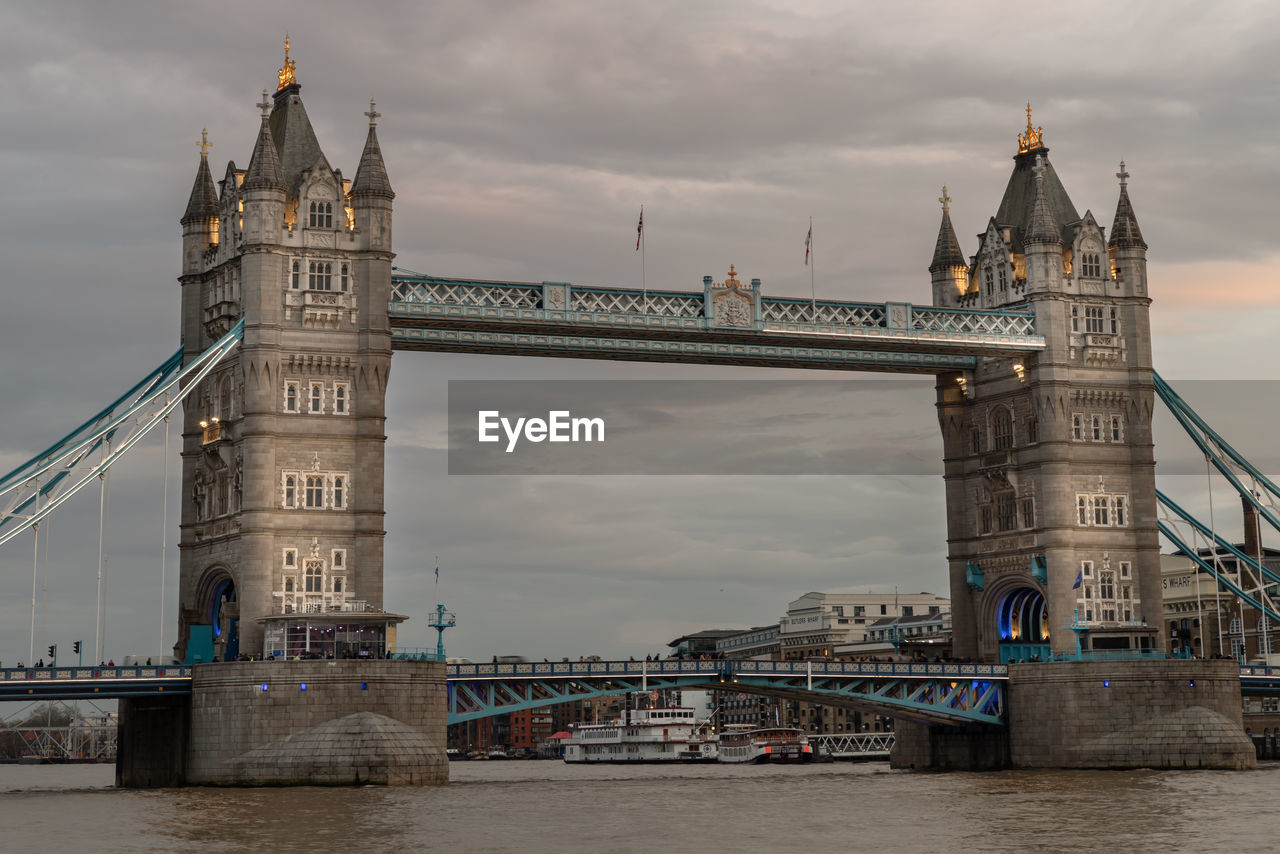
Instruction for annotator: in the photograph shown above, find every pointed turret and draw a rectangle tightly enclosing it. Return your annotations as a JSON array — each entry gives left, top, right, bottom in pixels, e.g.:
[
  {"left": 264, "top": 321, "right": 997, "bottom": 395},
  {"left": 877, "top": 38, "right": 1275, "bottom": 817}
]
[
  {"left": 182, "top": 129, "right": 219, "bottom": 224},
  {"left": 930, "top": 187, "right": 968, "bottom": 305},
  {"left": 1024, "top": 156, "right": 1061, "bottom": 246},
  {"left": 243, "top": 92, "right": 285, "bottom": 191},
  {"left": 994, "top": 105, "right": 1079, "bottom": 247},
  {"left": 1108, "top": 161, "right": 1146, "bottom": 250},
  {"left": 350, "top": 100, "right": 395, "bottom": 200}
]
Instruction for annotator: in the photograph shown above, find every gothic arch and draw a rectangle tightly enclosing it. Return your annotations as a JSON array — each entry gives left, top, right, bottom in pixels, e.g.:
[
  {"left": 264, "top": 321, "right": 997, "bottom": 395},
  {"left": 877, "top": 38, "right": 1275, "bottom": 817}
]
[{"left": 980, "top": 573, "right": 1051, "bottom": 663}]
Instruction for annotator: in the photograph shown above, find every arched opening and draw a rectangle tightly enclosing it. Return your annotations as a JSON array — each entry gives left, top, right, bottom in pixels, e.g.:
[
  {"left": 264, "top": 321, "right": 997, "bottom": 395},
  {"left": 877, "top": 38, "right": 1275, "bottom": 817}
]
[
  {"left": 995, "top": 586, "right": 1050, "bottom": 663},
  {"left": 185, "top": 567, "right": 240, "bottom": 663}
]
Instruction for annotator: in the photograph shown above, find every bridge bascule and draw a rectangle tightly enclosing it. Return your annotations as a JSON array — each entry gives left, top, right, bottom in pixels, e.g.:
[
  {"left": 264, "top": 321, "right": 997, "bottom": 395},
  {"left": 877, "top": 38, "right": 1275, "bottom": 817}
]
[{"left": 0, "top": 52, "right": 1273, "bottom": 780}]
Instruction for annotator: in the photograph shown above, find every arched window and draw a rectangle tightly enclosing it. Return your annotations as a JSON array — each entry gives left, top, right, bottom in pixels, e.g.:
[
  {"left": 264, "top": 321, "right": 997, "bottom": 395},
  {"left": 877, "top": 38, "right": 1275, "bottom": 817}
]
[
  {"left": 340, "top": 263, "right": 349, "bottom": 292},
  {"left": 305, "top": 475, "right": 324, "bottom": 508},
  {"left": 333, "top": 577, "right": 343, "bottom": 594},
  {"left": 984, "top": 267, "right": 994, "bottom": 294},
  {"left": 991, "top": 407, "right": 1013, "bottom": 450},
  {"left": 284, "top": 475, "right": 296, "bottom": 508},
  {"left": 308, "top": 261, "right": 317, "bottom": 288},
  {"left": 334, "top": 386, "right": 346, "bottom": 414},
  {"left": 291, "top": 260, "right": 300, "bottom": 289},
  {"left": 217, "top": 377, "right": 232, "bottom": 422},
  {"left": 285, "top": 383, "right": 298, "bottom": 413},
  {"left": 310, "top": 384, "right": 322, "bottom": 413},
  {"left": 333, "top": 476, "right": 345, "bottom": 509},
  {"left": 323, "top": 202, "right": 333, "bottom": 228},
  {"left": 322, "top": 262, "right": 332, "bottom": 290},
  {"left": 305, "top": 561, "right": 323, "bottom": 593},
  {"left": 309, "top": 202, "right": 318, "bottom": 228},
  {"left": 284, "top": 577, "right": 295, "bottom": 593}
]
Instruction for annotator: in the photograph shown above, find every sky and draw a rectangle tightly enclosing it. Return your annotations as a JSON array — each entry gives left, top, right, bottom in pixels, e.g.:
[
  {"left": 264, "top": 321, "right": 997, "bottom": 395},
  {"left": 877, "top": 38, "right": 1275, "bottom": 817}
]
[{"left": 1, "top": 0, "right": 1279, "bottom": 666}]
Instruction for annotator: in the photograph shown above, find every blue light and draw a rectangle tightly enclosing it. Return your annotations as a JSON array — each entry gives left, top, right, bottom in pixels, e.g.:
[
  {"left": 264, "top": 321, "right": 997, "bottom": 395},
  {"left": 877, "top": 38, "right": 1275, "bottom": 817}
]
[
  {"left": 360, "top": 682, "right": 367, "bottom": 691},
  {"left": 1103, "top": 680, "right": 1110, "bottom": 688},
  {"left": 1189, "top": 680, "right": 1195, "bottom": 688},
  {"left": 300, "top": 683, "right": 307, "bottom": 691},
  {"left": 261, "top": 683, "right": 268, "bottom": 692}
]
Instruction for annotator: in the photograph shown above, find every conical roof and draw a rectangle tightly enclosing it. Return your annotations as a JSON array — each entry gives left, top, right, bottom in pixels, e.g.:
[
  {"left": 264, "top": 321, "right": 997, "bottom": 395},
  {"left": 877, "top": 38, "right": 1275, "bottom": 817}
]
[
  {"left": 182, "top": 136, "right": 219, "bottom": 223},
  {"left": 269, "top": 83, "right": 335, "bottom": 195},
  {"left": 1109, "top": 163, "right": 1146, "bottom": 250},
  {"left": 1024, "top": 156, "right": 1062, "bottom": 246},
  {"left": 930, "top": 188, "right": 966, "bottom": 271},
  {"left": 351, "top": 117, "right": 394, "bottom": 200},
  {"left": 243, "top": 95, "right": 285, "bottom": 192}
]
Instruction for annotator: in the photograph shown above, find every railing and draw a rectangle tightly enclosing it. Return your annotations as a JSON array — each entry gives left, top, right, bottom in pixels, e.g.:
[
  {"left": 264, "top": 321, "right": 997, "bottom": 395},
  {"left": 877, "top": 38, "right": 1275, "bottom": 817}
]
[
  {"left": 1, "top": 665, "right": 192, "bottom": 682},
  {"left": 445, "top": 659, "right": 1008, "bottom": 680},
  {"left": 1048, "top": 650, "right": 1169, "bottom": 662},
  {"left": 389, "top": 648, "right": 447, "bottom": 661}
]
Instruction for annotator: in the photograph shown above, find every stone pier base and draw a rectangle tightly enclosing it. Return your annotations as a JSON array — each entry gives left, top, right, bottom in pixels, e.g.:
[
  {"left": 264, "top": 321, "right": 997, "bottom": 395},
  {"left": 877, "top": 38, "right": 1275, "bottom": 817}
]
[
  {"left": 115, "top": 660, "right": 449, "bottom": 787},
  {"left": 892, "top": 659, "right": 1256, "bottom": 771}
]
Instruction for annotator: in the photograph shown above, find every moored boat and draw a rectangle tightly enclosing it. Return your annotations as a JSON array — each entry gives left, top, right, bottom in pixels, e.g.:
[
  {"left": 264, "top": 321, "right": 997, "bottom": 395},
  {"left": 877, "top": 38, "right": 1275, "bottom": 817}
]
[
  {"left": 563, "top": 707, "right": 719, "bottom": 763},
  {"left": 717, "top": 726, "right": 813, "bottom": 763}
]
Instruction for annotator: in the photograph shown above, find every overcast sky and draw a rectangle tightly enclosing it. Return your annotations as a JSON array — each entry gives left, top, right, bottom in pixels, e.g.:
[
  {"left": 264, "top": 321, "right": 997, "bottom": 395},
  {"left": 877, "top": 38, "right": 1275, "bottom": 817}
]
[{"left": 1, "top": 1, "right": 1279, "bottom": 665}]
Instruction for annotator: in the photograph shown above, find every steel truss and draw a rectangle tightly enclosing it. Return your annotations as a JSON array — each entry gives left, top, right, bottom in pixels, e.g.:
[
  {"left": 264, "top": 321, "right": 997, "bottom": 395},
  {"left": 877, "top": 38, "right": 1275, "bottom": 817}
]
[
  {"left": 445, "top": 660, "right": 1007, "bottom": 726},
  {"left": 0, "top": 321, "right": 244, "bottom": 549},
  {"left": 808, "top": 732, "right": 895, "bottom": 757},
  {"left": 1154, "top": 373, "right": 1280, "bottom": 623}
]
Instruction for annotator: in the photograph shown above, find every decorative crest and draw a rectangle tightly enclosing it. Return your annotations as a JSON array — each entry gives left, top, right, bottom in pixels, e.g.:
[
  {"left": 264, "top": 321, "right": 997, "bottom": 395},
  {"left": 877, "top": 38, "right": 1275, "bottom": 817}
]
[
  {"left": 724, "top": 264, "right": 740, "bottom": 288},
  {"left": 1017, "top": 103, "right": 1044, "bottom": 154},
  {"left": 1116, "top": 160, "right": 1130, "bottom": 189},
  {"left": 277, "top": 35, "right": 297, "bottom": 90},
  {"left": 197, "top": 128, "right": 212, "bottom": 158},
  {"left": 939, "top": 185, "right": 952, "bottom": 214},
  {"left": 364, "top": 98, "right": 381, "bottom": 128}
]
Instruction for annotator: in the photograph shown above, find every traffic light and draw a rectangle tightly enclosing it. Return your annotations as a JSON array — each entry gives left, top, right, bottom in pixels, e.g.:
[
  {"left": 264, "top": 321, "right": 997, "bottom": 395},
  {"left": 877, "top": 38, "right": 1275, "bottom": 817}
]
[
  {"left": 73, "top": 641, "right": 81, "bottom": 654},
  {"left": 47, "top": 644, "right": 56, "bottom": 660}
]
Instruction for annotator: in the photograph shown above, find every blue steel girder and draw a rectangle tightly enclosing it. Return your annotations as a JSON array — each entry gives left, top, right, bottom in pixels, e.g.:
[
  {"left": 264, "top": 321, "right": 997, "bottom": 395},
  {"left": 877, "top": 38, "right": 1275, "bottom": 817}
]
[
  {"left": 445, "top": 660, "right": 1008, "bottom": 726},
  {"left": 388, "top": 274, "right": 1044, "bottom": 374}
]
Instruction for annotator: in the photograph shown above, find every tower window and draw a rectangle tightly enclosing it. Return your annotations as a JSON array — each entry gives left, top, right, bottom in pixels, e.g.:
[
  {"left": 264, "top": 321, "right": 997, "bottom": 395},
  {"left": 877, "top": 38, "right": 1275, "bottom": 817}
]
[
  {"left": 1085, "top": 306, "right": 1105, "bottom": 333},
  {"left": 305, "top": 475, "right": 324, "bottom": 509},
  {"left": 1111, "top": 415, "right": 1123, "bottom": 442},
  {"left": 1077, "top": 495, "right": 1089, "bottom": 525},
  {"left": 1114, "top": 496, "right": 1127, "bottom": 526},
  {"left": 995, "top": 492, "right": 1017, "bottom": 531},
  {"left": 305, "top": 560, "right": 323, "bottom": 593},
  {"left": 341, "top": 263, "right": 349, "bottom": 292},
  {"left": 998, "top": 267, "right": 1007, "bottom": 292},
  {"left": 291, "top": 260, "right": 300, "bottom": 289},
  {"left": 334, "top": 384, "right": 349, "bottom": 415},
  {"left": 283, "top": 549, "right": 296, "bottom": 568},
  {"left": 984, "top": 267, "right": 994, "bottom": 294},
  {"left": 1072, "top": 413, "right": 1083, "bottom": 440},
  {"left": 308, "top": 261, "right": 333, "bottom": 291},
  {"left": 1093, "top": 495, "right": 1110, "bottom": 526},
  {"left": 285, "top": 381, "right": 299, "bottom": 413},
  {"left": 284, "top": 475, "right": 296, "bottom": 509},
  {"left": 991, "top": 407, "right": 1013, "bottom": 450},
  {"left": 1081, "top": 253, "right": 1102, "bottom": 278},
  {"left": 310, "top": 383, "right": 323, "bottom": 413},
  {"left": 1020, "top": 497, "right": 1035, "bottom": 529},
  {"left": 332, "top": 476, "right": 345, "bottom": 509}
]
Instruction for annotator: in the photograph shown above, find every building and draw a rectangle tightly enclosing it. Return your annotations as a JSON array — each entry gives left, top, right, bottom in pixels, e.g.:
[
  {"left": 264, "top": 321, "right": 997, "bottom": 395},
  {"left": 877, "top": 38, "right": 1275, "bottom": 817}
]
[
  {"left": 667, "top": 630, "right": 742, "bottom": 657},
  {"left": 1161, "top": 500, "right": 1280, "bottom": 662},
  {"left": 850, "top": 611, "right": 953, "bottom": 659},
  {"left": 714, "top": 625, "right": 780, "bottom": 659},
  {"left": 779, "top": 591, "right": 948, "bottom": 659},
  {"left": 176, "top": 43, "right": 404, "bottom": 662},
  {"left": 932, "top": 109, "right": 1161, "bottom": 661}
]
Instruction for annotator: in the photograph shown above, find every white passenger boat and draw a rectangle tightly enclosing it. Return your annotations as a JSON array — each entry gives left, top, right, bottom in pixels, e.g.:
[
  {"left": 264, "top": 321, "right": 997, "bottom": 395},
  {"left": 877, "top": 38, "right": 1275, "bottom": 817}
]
[
  {"left": 717, "top": 726, "right": 814, "bottom": 763},
  {"left": 562, "top": 707, "right": 719, "bottom": 763}
]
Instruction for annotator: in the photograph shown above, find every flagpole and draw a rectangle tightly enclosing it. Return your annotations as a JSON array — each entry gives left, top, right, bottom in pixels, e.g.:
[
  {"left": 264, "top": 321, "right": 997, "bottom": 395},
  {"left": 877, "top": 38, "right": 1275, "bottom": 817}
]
[
  {"left": 640, "top": 204, "right": 647, "bottom": 315},
  {"left": 808, "top": 217, "right": 816, "bottom": 321},
  {"left": 434, "top": 554, "right": 439, "bottom": 608}
]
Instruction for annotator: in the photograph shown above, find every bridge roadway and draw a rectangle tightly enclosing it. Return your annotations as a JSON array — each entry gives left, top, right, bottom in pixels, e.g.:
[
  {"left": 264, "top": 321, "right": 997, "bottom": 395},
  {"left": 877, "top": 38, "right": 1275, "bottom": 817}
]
[
  {"left": 4, "top": 661, "right": 1275, "bottom": 726},
  {"left": 387, "top": 274, "right": 1045, "bottom": 373}
]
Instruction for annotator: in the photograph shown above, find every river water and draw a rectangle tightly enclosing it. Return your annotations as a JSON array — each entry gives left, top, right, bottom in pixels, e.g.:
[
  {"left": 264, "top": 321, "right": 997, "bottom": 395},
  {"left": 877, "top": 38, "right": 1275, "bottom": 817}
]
[{"left": 2, "top": 760, "right": 1278, "bottom": 853}]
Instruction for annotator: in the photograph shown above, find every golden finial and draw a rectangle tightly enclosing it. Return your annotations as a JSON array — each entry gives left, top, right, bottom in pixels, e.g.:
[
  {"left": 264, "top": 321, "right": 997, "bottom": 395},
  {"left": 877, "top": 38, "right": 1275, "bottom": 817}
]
[
  {"left": 725, "top": 264, "right": 739, "bottom": 286},
  {"left": 364, "top": 98, "right": 381, "bottom": 127},
  {"left": 277, "top": 34, "right": 297, "bottom": 90},
  {"left": 1116, "top": 160, "right": 1130, "bottom": 189},
  {"left": 939, "top": 186, "right": 952, "bottom": 214},
  {"left": 197, "top": 128, "right": 212, "bottom": 158},
  {"left": 1017, "top": 102, "right": 1044, "bottom": 154}
]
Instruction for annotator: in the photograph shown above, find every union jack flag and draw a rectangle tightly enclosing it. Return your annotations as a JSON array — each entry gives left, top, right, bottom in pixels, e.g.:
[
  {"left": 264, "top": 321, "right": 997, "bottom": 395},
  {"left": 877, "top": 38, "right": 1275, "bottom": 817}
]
[
  {"left": 636, "top": 208, "right": 644, "bottom": 250},
  {"left": 805, "top": 223, "right": 812, "bottom": 266}
]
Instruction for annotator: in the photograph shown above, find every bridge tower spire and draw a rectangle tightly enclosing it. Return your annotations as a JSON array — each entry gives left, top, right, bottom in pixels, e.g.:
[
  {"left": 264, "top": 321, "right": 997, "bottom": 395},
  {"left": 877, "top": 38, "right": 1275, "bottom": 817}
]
[
  {"left": 175, "top": 48, "right": 403, "bottom": 663},
  {"left": 937, "top": 108, "right": 1161, "bottom": 661}
]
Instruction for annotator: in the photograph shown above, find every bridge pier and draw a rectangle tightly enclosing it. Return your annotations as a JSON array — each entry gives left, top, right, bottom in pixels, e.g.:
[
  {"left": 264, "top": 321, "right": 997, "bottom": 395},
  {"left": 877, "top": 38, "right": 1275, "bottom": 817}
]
[
  {"left": 116, "top": 661, "right": 448, "bottom": 787},
  {"left": 892, "top": 660, "right": 1255, "bottom": 771},
  {"left": 117, "top": 694, "right": 190, "bottom": 787}
]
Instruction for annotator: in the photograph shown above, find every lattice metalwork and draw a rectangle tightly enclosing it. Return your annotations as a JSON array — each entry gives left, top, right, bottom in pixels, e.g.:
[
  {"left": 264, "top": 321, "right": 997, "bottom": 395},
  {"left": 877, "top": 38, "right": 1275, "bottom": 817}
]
[
  {"left": 912, "top": 307, "right": 1036, "bottom": 335},
  {"left": 809, "top": 732, "right": 895, "bottom": 757},
  {"left": 445, "top": 660, "right": 1007, "bottom": 725},
  {"left": 761, "top": 300, "right": 886, "bottom": 327},
  {"left": 390, "top": 279, "right": 541, "bottom": 309},
  {"left": 571, "top": 289, "right": 703, "bottom": 317}
]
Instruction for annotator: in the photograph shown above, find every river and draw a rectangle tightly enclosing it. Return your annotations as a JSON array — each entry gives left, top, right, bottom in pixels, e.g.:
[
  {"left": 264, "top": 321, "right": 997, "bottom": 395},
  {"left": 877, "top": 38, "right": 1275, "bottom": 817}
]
[{"left": 2, "top": 760, "right": 1278, "bottom": 853}]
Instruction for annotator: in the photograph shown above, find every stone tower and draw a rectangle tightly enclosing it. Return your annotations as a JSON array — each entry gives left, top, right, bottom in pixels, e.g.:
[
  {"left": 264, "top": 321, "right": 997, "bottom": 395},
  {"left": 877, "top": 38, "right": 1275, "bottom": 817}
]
[
  {"left": 176, "top": 43, "right": 400, "bottom": 662},
  {"left": 932, "top": 108, "right": 1160, "bottom": 661}
]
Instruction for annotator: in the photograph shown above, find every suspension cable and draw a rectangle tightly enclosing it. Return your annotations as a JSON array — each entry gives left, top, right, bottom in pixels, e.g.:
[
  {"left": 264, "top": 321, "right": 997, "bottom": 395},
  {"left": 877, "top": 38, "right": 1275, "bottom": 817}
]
[
  {"left": 159, "top": 410, "right": 170, "bottom": 659},
  {"left": 1206, "top": 456, "right": 1225, "bottom": 657}
]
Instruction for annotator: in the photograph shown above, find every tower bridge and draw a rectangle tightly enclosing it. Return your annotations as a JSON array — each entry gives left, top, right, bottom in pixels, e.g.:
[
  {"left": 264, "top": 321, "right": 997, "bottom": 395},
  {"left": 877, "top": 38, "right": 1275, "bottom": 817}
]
[{"left": 0, "top": 48, "right": 1266, "bottom": 782}]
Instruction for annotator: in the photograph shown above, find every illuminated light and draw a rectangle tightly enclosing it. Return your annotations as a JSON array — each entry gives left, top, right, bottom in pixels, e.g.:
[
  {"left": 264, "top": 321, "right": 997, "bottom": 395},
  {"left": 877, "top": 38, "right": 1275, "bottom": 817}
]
[
  {"left": 763, "top": 746, "right": 772, "bottom": 754},
  {"left": 1189, "top": 681, "right": 1195, "bottom": 688},
  {"left": 300, "top": 683, "right": 307, "bottom": 691},
  {"left": 261, "top": 683, "right": 269, "bottom": 691},
  {"left": 199, "top": 420, "right": 208, "bottom": 428},
  {"left": 210, "top": 416, "right": 220, "bottom": 424},
  {"left": 1103, "top": 680, "right": 1110, "bottom": 688},
  {"left": 1013, "top": 363, "right": 1026, "bottom": 382},
  {"left": 361, "top": 682, "right": 367, "bottom": 691}
]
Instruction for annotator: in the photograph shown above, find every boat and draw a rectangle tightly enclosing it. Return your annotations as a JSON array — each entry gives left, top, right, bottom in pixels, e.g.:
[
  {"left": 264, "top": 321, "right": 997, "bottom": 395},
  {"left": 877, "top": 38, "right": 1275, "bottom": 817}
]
[
  {"left": 563, "top": 707, "right": 719, "bottom": 763},
  {"left": 487, "top": 747, "right": 510, "bottom": 760},
  {"left": 717, "top": 726, "right": 813, "bottom": 763}
]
